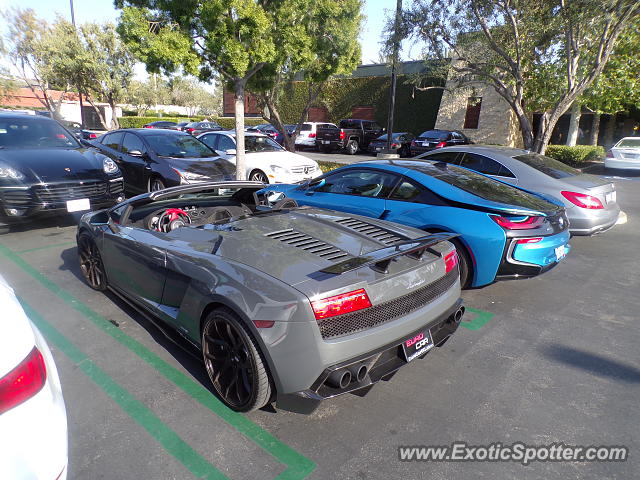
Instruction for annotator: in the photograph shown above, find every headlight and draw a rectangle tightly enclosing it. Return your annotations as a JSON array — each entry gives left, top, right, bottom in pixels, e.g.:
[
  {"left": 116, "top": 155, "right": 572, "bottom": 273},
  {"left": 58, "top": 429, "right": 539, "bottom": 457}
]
[
  {"left": 0, "top": 164, "right": 25, "bottom": 180},
  {"left": 270, "top": 165, "right": 290, "bottom": 175},
  {"left": 103, "top": 158, "right": 119, "bottom": 174},
  {"left": 172, "top": 168, "right": 208, "bottom": 183}
]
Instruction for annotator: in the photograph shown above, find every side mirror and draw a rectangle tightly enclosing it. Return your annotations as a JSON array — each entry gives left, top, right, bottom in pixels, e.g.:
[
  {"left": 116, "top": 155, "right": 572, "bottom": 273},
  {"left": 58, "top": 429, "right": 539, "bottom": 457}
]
[
  {"left": 224, "top": 149, "right": 237, "bottom": 155},
  {"left": 265, "top": 191, "right": 285, "bottom": 204},
  {"left": 128, "top": 149, "right": 144, "bottom": 157},
  {"left": 306, "top": 178, "right": 325, "bottom": 194}
]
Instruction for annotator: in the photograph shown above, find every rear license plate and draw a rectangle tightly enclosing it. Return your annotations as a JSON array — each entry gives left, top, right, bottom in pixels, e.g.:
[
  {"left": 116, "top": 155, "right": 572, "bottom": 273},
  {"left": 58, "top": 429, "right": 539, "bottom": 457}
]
[
  {"left": 322, "top": 140, "right": 330, "bottom": 144},
  {"left": 555, "top": 245, "right": 567, "bottom": 261},
  {"left": 402, "top": 330, "right": 434, "bottom": 362},
  {"left": 605, "top": 191, "right": 616, "bottom": 204},
  {"left": 376, "top": 147, "right": 381, "bottom": 151},
  {"left": 66, "top": 198, "right": 90, "bottom": 212}
]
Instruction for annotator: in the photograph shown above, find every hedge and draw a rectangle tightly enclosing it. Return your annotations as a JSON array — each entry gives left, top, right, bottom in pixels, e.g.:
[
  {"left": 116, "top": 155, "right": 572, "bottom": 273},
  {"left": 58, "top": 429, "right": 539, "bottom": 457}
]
[
  {"left": 117, "top": 116, "right": 265, "bottom": 130},
  {"left": 317, "top": 161, "right": 345, "bottom": 173},
  {"left": 544, "top": 145, "right": 605, "bottom": 166},
  {"left": 275, "top": 75, "right": 444, "bottom": 136}
]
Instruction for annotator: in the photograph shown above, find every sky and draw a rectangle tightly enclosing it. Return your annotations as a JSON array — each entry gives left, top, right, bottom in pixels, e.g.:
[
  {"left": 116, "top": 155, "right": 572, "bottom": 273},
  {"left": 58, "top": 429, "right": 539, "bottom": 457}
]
[{"left": 0, "top": 0, "right": 425, "bottom": 77}]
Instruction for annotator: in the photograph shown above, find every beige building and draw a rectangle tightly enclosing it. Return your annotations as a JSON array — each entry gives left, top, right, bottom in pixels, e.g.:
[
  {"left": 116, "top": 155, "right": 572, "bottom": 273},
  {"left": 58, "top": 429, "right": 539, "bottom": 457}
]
[{"left": 435, "top": 74, "right": 523, "bottom": 147}]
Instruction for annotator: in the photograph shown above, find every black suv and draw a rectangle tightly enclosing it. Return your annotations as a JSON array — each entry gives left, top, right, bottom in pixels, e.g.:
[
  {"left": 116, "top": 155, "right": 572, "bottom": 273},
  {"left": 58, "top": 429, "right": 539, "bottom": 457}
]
[{"left": 409, "top": 129, "right": 471, "bottom": 156}]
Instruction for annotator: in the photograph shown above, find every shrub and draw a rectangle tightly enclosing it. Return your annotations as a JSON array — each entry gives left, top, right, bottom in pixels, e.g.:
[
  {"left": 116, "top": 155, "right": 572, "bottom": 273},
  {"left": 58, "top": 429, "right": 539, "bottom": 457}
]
[
  {"left": 317, "top": 161, "right": 344, "bottom": 173},
  {"left": 545, "top": 145, "right": 605, "bottom": 166},
  {"left": 117, "top": 116, "right": 264, "bottom": 129}
]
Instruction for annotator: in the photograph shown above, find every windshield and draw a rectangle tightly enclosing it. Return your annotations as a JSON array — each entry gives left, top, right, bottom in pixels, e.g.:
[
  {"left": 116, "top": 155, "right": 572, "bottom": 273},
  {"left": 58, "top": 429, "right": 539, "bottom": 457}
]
[
  {"left": 145, "top": 134, "right": 217, "bottom": 158},
  {"left": 245, "top": 136, "right": 284, "bottom": 153},
  {"left": 417, "top": 130, "right": 449, "bottom": 140},
  {"left": 513, "top": 153, "right": 579, "bottom": 179},
  {"left": 375, "top": 133, "right": 404, "bottom": 141},
  {"left": 616, "top": 138, "right": 640, "bottom": 148},
  {"left": 405, "top": 162, "right": 556, "bottom": 212},
  {"left": 0, "top": 118, "right": 79, "bottom": 149}
]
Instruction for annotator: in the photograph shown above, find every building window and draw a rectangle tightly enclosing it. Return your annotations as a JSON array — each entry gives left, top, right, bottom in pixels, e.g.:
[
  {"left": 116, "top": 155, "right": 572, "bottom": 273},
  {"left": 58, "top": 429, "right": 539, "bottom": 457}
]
[{"left": 463, "top": 97, "right": 482, "bottom": 129}]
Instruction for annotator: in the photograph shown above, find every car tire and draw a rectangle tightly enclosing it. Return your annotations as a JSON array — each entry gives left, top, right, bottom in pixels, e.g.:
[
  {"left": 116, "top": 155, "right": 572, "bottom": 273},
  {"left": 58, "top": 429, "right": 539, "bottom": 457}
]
[
  {"left": 249, "top": 170, "right": 269, "bottom": 183},
  {"left": 201, "top": 308, "right": 273, "bottom": 412},
  {"left": 0, "top": 223, "right": 9, "bottom": 235},
  {"left": 450, "top": 238, "right": 472, "bottom": 289},
  {"left": 78, "top": 232, "right": 108, "bottom": 291},
  {"left": 346, "top": 139, "right": 359, "bottom": 155},
  {"left": 148, "top": 177, "right": 166, "bottom": 192}
]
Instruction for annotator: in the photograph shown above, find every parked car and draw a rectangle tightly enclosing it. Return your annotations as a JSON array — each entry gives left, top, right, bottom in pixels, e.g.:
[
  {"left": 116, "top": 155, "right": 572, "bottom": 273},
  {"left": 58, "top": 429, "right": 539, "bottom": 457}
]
[
  {"left": 60, "top": 120, "right": 100, "bottom": 140},
  {"left": 183, "top": 121, "right": 224, "bottom": 136},
  {"left": 367, "top": 132, "right": 415, "bottom": 157},
  {"left": 0, "top": 113, "right": 125, "bottom": 233},
  {"left": 606, "top": 137, "right": 640, "bottom": 171},
  {"left": 142, "top": 120, "right": 178, "bottom": 129},
  {"left": 91, "top": 128, "right": 235, "bottom": 194},
  {"left": 272, "top": 159, "right": 571, "bottom": 288},
  {"left": 409, "top": 129, "right": 471, "bottom": 156},
  {"left": 274, "top": 124, "right": 297, "bottom": 146},
  {"left": 295, "top": 122, "right": 338, "bottom": 149},
  {"left": 168, "top": 121, "right": 190, "bottom": 132},
  {"left": 419, "top": 146, "right": 620, "bottom": 235},
  {"left": 76, "top": 181, "right": 465, "bottom": 413},
  {"left": 247, "top": 123, "right": 279, "bottom": 140},
  {"left": 197, "top": 130, "right": 321, "bottom": 183},
  {"left": 316, "top": 119, "right": 385, "bottom": 155},
  {"left": 0, "top": 274, "right": 68, "bottom": 480}
]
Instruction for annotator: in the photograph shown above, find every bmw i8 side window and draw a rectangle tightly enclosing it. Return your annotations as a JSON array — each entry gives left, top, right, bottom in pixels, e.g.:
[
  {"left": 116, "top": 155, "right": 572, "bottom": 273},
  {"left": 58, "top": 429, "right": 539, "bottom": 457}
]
[{"left": 316, "top": 169, "right": 399, "bottom": 198}]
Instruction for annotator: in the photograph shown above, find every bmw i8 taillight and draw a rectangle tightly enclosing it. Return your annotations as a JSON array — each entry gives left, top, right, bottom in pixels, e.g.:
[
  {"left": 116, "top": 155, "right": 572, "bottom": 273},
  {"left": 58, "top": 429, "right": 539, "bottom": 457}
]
[
  {"left": 491, "top": 215, "right": 545, "bottom": 230},
  {"left": 311, "top": 289, "right": 372, "bottom": 320},
  {"left": 0, "top": 347, "right": 47, "bottom": 415},
  {"left": 561, "top": 191, "right": 604, "bottom": 209}
]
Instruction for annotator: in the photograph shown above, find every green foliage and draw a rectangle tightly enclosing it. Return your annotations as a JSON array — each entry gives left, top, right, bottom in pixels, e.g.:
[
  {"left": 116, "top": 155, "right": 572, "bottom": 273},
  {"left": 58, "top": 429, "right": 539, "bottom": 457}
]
[
  {"left": 275, "top": 76, "right": 443, "bottom": 135},
  {"left": 317, "top": 161, "right": 344, "bottom": 173},
  {"left": 545, "top": 145, "right": 606, "bottom": 166},
  {"left": 117, "top": 116, "right": 264, "bottom": 129}
]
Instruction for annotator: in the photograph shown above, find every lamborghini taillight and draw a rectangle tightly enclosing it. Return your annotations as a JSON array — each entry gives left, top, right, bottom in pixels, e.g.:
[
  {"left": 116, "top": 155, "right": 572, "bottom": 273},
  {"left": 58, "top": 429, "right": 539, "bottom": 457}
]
[{"left": 311, "top": 289, "right": 372, "bottom": 320}]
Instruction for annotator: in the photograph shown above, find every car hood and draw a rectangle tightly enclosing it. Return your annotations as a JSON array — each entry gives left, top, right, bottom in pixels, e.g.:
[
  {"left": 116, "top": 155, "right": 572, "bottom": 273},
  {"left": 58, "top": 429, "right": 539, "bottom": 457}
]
[
  {"left": 0, "top": 147, "right": 106, "bottom": 183},
  {"left": 166, "top": 207, "right": 449, "bottom": 293},
  {"left": 166, "top": 157, "right": 236, "bottom": 179}
]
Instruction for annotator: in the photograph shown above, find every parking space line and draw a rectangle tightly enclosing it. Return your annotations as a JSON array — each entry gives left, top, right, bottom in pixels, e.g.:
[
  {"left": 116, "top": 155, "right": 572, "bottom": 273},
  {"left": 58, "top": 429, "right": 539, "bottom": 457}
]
[
  {"left": 20, "top": 298, "right": 230, "bottom": 480},
  {"left": 15, "top": 241, "right": 77, "bottom": 254},
  {"left": 0, "top": 242, "right": 316, "bottom": 480},
  {"left": 460, "top": 307, "right": 494, "bottom": 330}
]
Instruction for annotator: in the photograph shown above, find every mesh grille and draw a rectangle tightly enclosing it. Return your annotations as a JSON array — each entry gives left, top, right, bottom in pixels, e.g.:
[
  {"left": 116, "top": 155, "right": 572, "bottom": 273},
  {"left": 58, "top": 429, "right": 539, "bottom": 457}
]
[
  {"left": 318, "top": 267, "right": 458, "bottom": 339},
  {"left": 264, "top": 228, "right": 349, "bottom": 261},
  {"left": 109, "top": 180, "right": 124, "bottom": 195},
  {"left": 334, "top": 217, "right": 406, "bottom": 245},
  {"left": 34, "top": 181, "right": 107, "bottom": 202}
]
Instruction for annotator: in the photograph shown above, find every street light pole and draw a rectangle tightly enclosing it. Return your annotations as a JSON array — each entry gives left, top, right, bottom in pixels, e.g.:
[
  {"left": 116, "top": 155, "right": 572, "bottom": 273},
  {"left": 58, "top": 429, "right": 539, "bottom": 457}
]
[
  {"left": 70, "top": 0, "right": 85, "bottom": 129},
  {"left": 385, "top": 0, "right": 402, "bottom": 154}
]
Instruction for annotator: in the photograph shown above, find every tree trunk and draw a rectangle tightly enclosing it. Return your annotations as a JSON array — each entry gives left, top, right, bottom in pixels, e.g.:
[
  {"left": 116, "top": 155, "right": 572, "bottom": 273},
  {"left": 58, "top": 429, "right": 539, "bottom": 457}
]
[
  {"left": 85, "top": 96, "right": 108, "bottom": 130},
  {"left": 603, "top": 113, "right": 617, "bottom": 149},
  {"left": 234, "top": 79, "right": 247, "bottom": 181},
  {"left": 589, "top": 113, "right": 601, "bottom": 146},
  {"left": 566, "top": 102, "right": 581, "bottom": 146},
  {"left": 263, "top": 97, "right": 295, "bottom": 152},
  {"left": 109, "top": 98, "right": 119, "bottom": 129}
]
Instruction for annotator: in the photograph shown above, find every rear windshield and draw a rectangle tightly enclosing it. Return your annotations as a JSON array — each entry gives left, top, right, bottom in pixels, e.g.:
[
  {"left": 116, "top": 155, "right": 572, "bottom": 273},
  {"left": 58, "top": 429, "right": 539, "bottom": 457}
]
[
  {"left": 405, "top": 162, "right": 555, "bottom": 212},
  {"left": 513, "top": 153, "right": 579, "bottom": 179},
  {"left": 145, "top": 134, "right": 216, "bottom": 158},
  {"left": 417, "top": 130, "right": 449, "bottom": 140},
  {"left": 616, "top": 138, "right": 640, "bottom": 148},
  {"left": 339, "top": 120, "right": 361, "bottom": 129}
]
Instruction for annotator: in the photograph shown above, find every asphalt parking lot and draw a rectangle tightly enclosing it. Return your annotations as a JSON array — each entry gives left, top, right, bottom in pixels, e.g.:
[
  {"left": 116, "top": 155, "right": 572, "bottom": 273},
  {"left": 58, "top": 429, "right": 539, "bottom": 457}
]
[{"left": 1, "top": 168, "right": 638, "bottom": 480}]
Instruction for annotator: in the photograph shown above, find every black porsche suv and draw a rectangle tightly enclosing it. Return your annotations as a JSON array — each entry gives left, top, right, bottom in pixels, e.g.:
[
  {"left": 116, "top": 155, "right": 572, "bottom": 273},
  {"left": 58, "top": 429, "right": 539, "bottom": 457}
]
[{"left": 0, "top": 113, "right": 125, "bottom": 232}]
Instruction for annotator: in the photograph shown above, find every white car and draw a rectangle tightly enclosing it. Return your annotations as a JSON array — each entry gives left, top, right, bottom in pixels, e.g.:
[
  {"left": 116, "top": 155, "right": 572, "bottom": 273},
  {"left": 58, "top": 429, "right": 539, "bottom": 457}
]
[
  {"left": 0, "top": 276, "right": 68, "bottom": 480},
  {"left": 606, "top": 137, "right": 640, "bottom": 170},
  {"left": 197, "top": 130, "right": 322, "bottom": 183},
  {"left": 294, "top": 122, "right": 338, "bottom": 148}
]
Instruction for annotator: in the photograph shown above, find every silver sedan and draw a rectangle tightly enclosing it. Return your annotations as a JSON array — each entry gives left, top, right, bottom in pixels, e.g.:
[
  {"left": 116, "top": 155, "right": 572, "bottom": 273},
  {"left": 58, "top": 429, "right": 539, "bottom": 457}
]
[{"left": 417, "top": 146, "right": 620, "bottom": 235}]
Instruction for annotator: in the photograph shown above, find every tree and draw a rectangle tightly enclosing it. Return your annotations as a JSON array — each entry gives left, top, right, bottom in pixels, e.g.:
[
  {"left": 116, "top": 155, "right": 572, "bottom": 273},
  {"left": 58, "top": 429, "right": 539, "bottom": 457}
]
[
  {"left": 124, "top": 77, "right": 171, "bottom": 116},
  {"left": 116, "top": 2, "right": 281, "bottom": 180},
  {"left": 1, "top": 8, "right": 70, "bottom": 116},
  {"left": 169, "top": 77, "right": 221, "bottom": 117},
  {"left": 0, "top": 67, "right": 19, "bottom": 104},
  {"left": 248, "top": 0, "right": 362, "bottom": 152},
  {"left": 404, "top": 0, "right": 640, "bottom": 153}
]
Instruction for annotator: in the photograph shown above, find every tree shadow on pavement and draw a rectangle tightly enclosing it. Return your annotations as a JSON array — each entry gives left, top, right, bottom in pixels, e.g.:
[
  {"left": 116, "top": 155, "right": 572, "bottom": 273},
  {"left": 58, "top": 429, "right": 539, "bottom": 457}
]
[{"left": 540, "top": 343, "right": 640, "bottom": 384}]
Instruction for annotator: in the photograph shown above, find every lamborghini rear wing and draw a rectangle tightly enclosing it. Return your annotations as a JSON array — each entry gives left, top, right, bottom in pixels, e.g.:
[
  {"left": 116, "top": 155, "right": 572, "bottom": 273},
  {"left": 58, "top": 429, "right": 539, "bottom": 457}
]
[{"left": 319, "top": 232, "right": 459, "bottom": 275}]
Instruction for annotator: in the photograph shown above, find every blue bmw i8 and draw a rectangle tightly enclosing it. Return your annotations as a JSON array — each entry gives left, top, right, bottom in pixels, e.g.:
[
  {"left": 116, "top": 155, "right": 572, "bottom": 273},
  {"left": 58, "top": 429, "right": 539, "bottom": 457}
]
[{"left": 271, "top": 159, "right": 571, "bottom": 287}]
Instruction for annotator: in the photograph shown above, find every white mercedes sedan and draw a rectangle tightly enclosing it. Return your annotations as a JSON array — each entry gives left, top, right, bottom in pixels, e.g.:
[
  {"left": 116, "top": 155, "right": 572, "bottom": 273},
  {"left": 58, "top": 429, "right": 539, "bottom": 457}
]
[{"left": 606, "top": 137, "right": 640, "bottom": 170}]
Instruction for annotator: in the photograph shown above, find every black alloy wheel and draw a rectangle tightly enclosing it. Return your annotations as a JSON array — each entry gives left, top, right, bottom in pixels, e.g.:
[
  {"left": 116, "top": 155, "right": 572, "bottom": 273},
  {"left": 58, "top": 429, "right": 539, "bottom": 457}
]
[
  {"left": 149, "top": 177, "right": 166, "bottom": 192},
  {"left": 78, "top": 233, "right": 108, "bottom": 291},
  {"left": 201, "top": 309, "right": 272, "bottom": 412},
  {"left": 249, "top": 170, "right": 269, "bottom": 183}
]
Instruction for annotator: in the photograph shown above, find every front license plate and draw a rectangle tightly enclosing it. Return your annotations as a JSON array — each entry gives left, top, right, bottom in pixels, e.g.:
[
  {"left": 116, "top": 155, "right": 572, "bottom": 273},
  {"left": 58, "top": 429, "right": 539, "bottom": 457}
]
[
  {"left": 322, "top": 140, "right": 330, "bottom": 144},
  {"left": 402, "top": 330, "right": 434, "bottom": 362},
  {"left": 376, "top": 147, "right": 381, "bottom": 151},
  {"left": 605, "top": 191, "right": 616, "bottom": 204},
  {"left": 66, "top": 198, "right": 90, "bottom": 212},
  {"left": 555, "top": 245, "right": 567, "bottom": 261}
]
